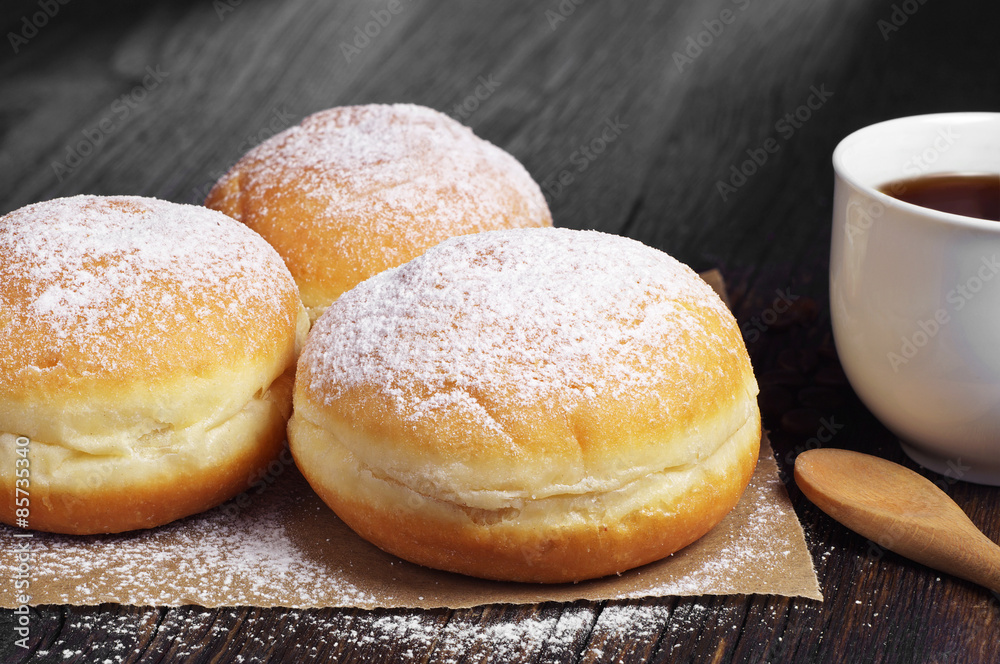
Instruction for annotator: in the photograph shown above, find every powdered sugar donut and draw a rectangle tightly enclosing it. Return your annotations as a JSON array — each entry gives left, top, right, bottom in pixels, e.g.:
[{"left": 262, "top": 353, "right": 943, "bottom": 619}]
[
  {"left": 0, "top": 195, "right": 309, "bottom": 534},
  {"left": 205, "top": 103, "right": 552, "bottom": 323},
  {"left": 289, "top": 227, "right": 760, "bottom": 583}
]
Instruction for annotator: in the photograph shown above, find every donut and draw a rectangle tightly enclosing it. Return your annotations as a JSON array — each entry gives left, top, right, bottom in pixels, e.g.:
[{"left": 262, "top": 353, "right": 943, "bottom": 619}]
[
  {"left": 204, "top": 103, "right": 552, "bottom": 323},
  {"left": 289, "top": 227, "right": 760, "bottom": 583},
  {"left": 0, "top": 195, "right": 309, "bottom": 534}
]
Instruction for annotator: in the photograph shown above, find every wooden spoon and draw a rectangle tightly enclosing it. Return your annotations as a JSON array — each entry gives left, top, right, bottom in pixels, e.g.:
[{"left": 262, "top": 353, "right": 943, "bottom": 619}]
[{"left": 794, "top": 448, "right": 1000, "bottom": 593}]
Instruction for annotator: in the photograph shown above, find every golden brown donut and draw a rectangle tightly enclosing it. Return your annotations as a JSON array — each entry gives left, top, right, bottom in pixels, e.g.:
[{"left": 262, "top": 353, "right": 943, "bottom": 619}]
[
  {"left": 289, "top": 227, "right": 760, "bottom": 583},
  {"left": 205, "top": 103, "right": 552, "bottom": 323},
  {"left": 0, "top": 195, "right": 309, "bottom": 534}
]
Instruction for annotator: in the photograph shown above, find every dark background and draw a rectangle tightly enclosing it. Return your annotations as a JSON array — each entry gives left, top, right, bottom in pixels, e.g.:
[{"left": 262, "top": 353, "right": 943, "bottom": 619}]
[{"left": 1, "top": 1, "right": 999, "bottom": 662}]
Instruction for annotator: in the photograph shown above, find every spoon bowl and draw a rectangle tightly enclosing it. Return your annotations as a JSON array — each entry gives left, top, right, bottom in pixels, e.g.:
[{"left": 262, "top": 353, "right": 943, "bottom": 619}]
[{"left": 794, "top": 448, "right": 1000, "bottom": 593}]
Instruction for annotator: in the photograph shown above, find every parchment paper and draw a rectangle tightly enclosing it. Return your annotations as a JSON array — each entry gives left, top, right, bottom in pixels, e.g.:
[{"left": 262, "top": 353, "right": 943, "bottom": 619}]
[{"left": 1, "top": 270, "right": 822, "bottom": 608}]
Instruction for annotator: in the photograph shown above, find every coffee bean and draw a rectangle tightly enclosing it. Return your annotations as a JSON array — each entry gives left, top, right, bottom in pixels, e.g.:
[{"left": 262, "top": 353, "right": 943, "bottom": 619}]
[
  {"left": 771, "top": 297, "right": 819, "bottom": 330},
  {"left": 778, "top": 349, "right": 819, "bottom": 374},
  {"left": 797, "top": 349, "right": 820, "bottom": 373},
  {"left": 797, "top": 386, "right": 845, "bottom": 410},
  {"left": 770, "top": 309, "right": 799, "bottom": 331},
  {"left": 815, "top": 365, "right": 848, "bottom": 386},
  {"left": 818, "top": 334, "right": 839, "bottom": 360},
  {"left": 777, "top": 350, "right": 798, "bottom": 372},
  {"left": 759, "top": 369, "right": 807, "bottom": 388},
  {"left": 781, "top": 408, "right": 823, "bottom": 436},
  {"left": 793, "top": 297, "right": 819, "bottom": 323},
  {"left": 758, "top": 385, "right": 794, "bottom": 417}
]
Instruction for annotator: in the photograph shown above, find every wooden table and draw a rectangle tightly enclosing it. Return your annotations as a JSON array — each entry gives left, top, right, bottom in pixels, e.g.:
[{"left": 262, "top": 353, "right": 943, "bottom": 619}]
[{"left": 2, "top": 1, "right": 998, "bottom": 661}]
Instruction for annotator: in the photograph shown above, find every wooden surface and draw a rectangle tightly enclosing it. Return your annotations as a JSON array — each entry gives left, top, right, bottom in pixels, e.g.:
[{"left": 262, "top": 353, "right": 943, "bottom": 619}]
[{"left": 2, "top": 0, "right": 999, "bottom": 661}]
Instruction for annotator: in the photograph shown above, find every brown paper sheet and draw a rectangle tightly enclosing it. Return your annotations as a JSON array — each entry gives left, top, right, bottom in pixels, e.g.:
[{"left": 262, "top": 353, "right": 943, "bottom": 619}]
[{"left": 1, "top": 270, "right": 822, "bottom": 608}]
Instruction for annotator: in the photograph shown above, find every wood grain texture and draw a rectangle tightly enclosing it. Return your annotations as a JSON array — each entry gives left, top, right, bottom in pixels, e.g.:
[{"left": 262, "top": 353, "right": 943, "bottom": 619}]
[
  {"left": 795, "top": 449, "right": 1000, "bottom": 593},
  {"left": 2, "top": 0, "right": 999, "bottom": 662}
]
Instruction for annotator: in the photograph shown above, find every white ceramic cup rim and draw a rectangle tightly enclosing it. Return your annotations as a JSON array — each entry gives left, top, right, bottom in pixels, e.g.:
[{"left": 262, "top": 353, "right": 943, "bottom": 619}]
[{"left": 832, "top": 112, "right": 1000, "bottom": 234}]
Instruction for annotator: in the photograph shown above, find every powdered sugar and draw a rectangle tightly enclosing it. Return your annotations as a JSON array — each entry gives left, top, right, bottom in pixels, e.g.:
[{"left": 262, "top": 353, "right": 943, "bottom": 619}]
[
  {"left": 0, "top": 437, "right": 820, "bottom": 610},
  {"left": 209, "top": 104, "right": 550, "bottom": 295},
  {"left": 1, "top": 465, "right": 377, "bottom": 608},
  {"left": 352, "top": 610, "right": 563, "bottom": 662},
  {"left": 622, "top": 462, "right": 809, "bottom": 597},
  {"left": 255, "top": 103, "right": 544, "bottom": 224},
  {"left": 262, "top": 600, "right": 676, "bottom": 663},
  {"left": 20, "top": 599, "right": 706, "bottom": 663},
  {"left": 306, "top": 227, "right": 736, "bottom": 427},
  {"left": 0, "top": 195, "right": 294, "bottom": 380}
]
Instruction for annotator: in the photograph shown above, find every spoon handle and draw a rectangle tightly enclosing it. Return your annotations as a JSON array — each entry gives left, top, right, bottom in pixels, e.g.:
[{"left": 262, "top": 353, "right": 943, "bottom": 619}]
[
  {"left": 948, "top": 530, "right": 1000, "bottom": 594},
  {"left": 794, "top": 449, "right": 1000, "bottom": 594},
  {"left": 895, "top": 515, "right": 1000, "bottom": 594}
]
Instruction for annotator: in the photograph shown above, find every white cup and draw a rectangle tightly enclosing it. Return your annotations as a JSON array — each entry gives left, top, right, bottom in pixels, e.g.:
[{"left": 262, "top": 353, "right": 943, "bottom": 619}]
[{"left": 830, "top": 112, "right": 1000, "bottom": 486}]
